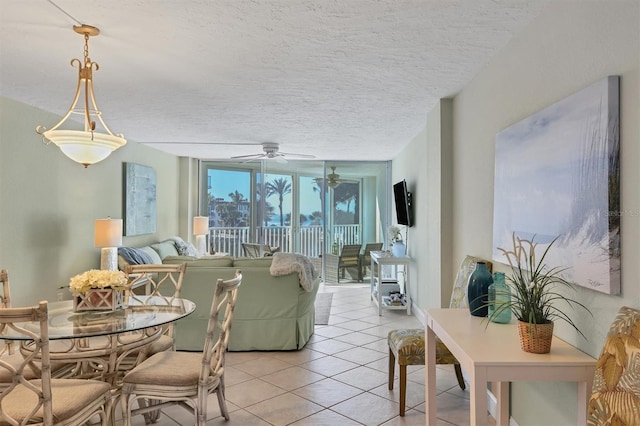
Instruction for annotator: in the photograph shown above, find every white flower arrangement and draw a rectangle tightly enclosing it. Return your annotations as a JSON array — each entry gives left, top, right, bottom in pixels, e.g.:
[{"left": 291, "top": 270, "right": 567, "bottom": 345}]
[
  {"left": 69, "top": 269, "right": 127, "bottom": 295},
  {"left": 388, "top": 225, "right": 403, "bottom": 243}
]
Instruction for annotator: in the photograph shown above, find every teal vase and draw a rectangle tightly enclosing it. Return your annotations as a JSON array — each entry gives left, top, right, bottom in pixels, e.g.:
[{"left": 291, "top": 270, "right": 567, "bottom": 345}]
[
  {"left": 467, "top": 262, "right": 493, "bottom": 317},
  {"left": 488, "top": 272, "right": 511, "bottom": 323}
]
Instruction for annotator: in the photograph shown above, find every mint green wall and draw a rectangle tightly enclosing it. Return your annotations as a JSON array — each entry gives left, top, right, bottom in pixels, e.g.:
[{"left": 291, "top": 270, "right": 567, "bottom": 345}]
[
  {"left": 450, "top": 2, "right": 638, "bottom": 425},
  {"left": 394, "top": 2, "right": 638, "bottom": 424},
  {"left": 0, "top": 97, "right": 182, "bottom": 306}
]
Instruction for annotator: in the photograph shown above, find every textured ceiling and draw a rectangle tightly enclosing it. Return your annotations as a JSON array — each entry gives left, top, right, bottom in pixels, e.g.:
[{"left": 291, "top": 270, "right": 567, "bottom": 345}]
[{"left": 0, "top": 0, "right": 547, "bottom": 161}]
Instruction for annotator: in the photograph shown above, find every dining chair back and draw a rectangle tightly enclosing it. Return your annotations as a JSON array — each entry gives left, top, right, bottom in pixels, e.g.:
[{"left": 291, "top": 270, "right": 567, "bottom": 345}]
[
  {"left": 120, "top": 270, "right": 243, "bottom": 425},
  {"left": 0, "top": 269, "right": 13, "bottom": 355},
  {"left": 126, "top": 263, "right": 187, "bottom": 301},
  {"left": 123, "top": 263, "right": 188, "bottom": 357},
  {"left": 0, "top": 301, "right": 112, "bottom": 425}
]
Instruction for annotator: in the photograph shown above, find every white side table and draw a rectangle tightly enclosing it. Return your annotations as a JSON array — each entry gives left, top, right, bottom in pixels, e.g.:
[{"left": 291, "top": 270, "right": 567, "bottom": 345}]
[{"left": 370, "top": 251, "right": 411, "bottom": 316}]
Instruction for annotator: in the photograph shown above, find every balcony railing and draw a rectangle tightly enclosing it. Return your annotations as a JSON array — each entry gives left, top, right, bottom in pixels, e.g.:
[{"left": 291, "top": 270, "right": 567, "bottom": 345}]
[{"left": 209, "top": 225, "right": 361, "bottom": 258}]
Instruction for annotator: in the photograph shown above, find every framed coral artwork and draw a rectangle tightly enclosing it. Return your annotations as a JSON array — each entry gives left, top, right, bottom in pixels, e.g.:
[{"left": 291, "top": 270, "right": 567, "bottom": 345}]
[
  {"left": 492, "top": 76, "right": 620, "bottom": 295},
  {"left": 123, "top": 162, "right": 157, "bottom": 236}
]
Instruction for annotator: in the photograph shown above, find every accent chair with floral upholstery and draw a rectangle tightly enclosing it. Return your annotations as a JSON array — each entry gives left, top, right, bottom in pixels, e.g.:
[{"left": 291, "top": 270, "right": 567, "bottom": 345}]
[{"left": 588, "top": 306, "right": 640, "bottom": 426}]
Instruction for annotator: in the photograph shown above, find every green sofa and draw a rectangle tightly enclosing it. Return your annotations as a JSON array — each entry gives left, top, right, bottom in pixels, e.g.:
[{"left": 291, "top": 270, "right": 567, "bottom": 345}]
[
  {"left": 162, "top": 256, "right": 320, "bottom": 351},
  {"left": 118, "top": 238, "right": 320, "bottom": 351}
]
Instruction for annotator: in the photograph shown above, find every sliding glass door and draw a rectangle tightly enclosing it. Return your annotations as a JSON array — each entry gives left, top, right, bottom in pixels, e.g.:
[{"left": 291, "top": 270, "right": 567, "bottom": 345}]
[{"left": 200, "top": 160, "right": 390, "bottom": 271}]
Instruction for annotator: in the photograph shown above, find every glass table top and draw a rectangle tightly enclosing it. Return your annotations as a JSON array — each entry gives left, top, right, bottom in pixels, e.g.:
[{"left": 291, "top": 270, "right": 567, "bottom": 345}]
[{"left": 0, "top": 296, "right": 196, "bottom": 340}]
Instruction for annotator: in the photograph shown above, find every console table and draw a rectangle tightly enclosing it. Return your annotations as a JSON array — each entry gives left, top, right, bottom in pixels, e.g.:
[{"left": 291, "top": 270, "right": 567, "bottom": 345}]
[
  {"left": 370, "top": 251, "right": 411, "bottom": 315},
  {"left": 425, "top": 308, "right": 596, "bottom": 426}
]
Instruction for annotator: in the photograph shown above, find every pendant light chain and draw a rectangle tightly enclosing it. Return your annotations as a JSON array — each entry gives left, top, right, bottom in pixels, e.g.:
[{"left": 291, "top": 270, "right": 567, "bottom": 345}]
[{"left": 82, "top": 32, "right": 96, "bottom": 135}]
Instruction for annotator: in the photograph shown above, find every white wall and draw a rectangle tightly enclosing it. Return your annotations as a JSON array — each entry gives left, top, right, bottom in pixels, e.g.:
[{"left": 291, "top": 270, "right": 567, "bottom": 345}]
[
  {"left": 0, "top": 97, "right": 183, "bottom": 306},
  {"left": 450, "top": 2, "right": 639, "bottom": 424}
]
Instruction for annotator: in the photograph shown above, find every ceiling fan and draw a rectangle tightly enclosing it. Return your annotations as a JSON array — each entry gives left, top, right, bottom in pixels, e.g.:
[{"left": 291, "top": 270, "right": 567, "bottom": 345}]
[
  {"left": 231, "top": 142, "right": 315, "bottom": 163},
  {"left": 314, "top": 166, "right": 344, "bottom": 188}
]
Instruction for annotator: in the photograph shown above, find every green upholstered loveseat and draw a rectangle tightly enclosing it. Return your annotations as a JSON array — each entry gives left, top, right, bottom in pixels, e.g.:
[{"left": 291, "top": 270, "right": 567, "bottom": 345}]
[{"left": 162, "top": 256, "right": 320, "bottom": 351}]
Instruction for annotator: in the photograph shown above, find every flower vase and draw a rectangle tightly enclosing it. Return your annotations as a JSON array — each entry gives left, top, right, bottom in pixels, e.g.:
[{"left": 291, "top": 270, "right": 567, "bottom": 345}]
[
  {"left": 73, "top": 287, "right": 126, "bottom": 312},
  {"left": 517, "top": 321, "right": 554, "bottom": 354},
  {"left": 488, "top": 272, "right": 511, "bottom": 324},
  {"left": 392, "top": 241, "right": 406, "bottom": 257},
  {"left": 467, "top": 262, "right": 493, "bottom": 317}
]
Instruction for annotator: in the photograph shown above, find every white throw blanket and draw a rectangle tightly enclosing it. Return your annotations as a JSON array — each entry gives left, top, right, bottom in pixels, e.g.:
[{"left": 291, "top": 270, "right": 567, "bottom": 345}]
[{"left": 270, "top": 253, "right": 318, "bottom": 292}]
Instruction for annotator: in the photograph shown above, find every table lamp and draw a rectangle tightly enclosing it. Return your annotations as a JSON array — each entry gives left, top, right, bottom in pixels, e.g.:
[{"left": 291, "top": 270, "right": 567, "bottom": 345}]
[
  {"left": 94, "top": 218, "right": 123, "bottom": 270},
  {"left": 193, "top": 216, "right": 209, "bottom": 255}
]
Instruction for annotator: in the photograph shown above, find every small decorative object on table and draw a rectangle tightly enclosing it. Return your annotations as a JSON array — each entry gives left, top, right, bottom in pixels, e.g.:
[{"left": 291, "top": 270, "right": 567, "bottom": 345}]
[
  {"left": 388, "top": 225, "right": 406, "bottom": 257},
  {"left": 488, "top": 272, "right": 511, "bottom": 324},
  {"left": 467, "top": 262, "right": 493, "bottom": 317},
  {"left": 495, "top": 233, "right": 592, "bottom": 354},
  {"left": 69, "top": 269, "right": 127, "bottom": 312}
]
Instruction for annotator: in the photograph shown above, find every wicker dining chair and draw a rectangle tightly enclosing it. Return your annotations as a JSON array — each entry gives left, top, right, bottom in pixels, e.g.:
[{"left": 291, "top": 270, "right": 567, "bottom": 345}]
[
  {"left": 120, "top": 271, "right": 242, "bottom": 425},
  {"left": 1, "top": 301, "right": 112, "bottom": 425},
  {"left": 0, "top": 269, "right": 37, "bottom": 388},
  {"left": 125, "top": 263, "right": 187, "bottom": 354}
]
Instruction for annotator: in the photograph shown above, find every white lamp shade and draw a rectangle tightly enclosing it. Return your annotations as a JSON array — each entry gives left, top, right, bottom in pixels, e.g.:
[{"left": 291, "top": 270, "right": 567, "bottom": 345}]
[
  {"left": 94, "top": 218, "right": 123, "bottom": 248},
  {"left": 46, "top": 130, "right": 126, "bottom": 167},
  {"left": 193, "top": 216, "right": 209, "bottom": 236}
]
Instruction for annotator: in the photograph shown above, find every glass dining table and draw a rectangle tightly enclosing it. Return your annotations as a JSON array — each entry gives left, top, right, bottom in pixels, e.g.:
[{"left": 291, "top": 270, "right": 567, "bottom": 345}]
[{"left": 2, "top": 296, "right": 196, "bottom": 387}]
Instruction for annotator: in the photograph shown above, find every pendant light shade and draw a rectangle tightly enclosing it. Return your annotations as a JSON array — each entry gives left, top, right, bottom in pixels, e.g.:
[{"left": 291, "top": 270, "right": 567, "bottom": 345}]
[{"left": 36, "top": 25, "right": 126, "bottom": 168}]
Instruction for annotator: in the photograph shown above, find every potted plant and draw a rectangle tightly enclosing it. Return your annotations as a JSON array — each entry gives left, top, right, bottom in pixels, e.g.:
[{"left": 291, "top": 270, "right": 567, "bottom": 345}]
[{"left": 492, "top": 233, "right": 592, "bottom": 353}]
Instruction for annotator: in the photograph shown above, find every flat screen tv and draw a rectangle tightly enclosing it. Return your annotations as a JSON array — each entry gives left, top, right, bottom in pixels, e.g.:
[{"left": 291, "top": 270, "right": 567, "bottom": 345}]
[{"left": 393, "top": 180, "right": 413, "bottom": 227}]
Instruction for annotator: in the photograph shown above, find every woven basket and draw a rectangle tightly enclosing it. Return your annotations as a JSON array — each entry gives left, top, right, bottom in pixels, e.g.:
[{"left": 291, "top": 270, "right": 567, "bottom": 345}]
[{"left": 517, "top": 320, "right": 554, "bottom": 354}]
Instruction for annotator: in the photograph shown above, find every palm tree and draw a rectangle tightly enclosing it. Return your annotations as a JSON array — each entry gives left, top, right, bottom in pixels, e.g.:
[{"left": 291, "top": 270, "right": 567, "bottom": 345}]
[
  {"left": 266, "top": 177, "right": 291, "bottom": 226},
  {"left": 219, "top": 190, "right": 246, "bottom": 227},
  {"left": 228, "top": 190, "right": 246, "bottom": 206},
  {"left": 334, "top": 182, "right": 359, "bottom": 224}
]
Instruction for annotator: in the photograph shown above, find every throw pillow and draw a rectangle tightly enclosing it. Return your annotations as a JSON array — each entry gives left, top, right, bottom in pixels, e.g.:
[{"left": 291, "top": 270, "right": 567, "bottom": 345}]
[
  {"left": 167, "top": 236, "right": 200, "bottom": 257},
  {"left": 184, "top": 241, "right": 199, "bottom": 257},
  {"left": 150, "top": 241, "right": 179, "bottom": 259},
  {"left": 118, "top": 247, "right": 155, "bottom": 265}
]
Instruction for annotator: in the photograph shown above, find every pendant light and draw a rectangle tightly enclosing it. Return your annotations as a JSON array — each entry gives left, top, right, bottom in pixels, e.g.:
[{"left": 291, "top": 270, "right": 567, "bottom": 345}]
[{"left": 36, "top": 25, "right": 126, "bottom": 167}]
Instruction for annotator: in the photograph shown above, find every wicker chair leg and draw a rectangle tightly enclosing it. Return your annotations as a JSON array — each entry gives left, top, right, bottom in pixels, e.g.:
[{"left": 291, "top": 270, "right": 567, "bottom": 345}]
[{"left": 454, "top": 364, "right": 466, "bottom": 390}]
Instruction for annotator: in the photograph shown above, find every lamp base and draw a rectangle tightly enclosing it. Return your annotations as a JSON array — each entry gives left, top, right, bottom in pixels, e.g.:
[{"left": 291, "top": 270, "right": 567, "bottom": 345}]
[
  {"left": 195, "top": 235, "right": 207, "bottom": 256},
  {"left": 100, "top": 247, "right": 118, "bottom": 270}
]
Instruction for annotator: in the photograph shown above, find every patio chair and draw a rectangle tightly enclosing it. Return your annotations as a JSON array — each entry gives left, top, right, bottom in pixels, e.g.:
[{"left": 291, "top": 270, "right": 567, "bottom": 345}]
[
  {"left": 360, "top": 242, "right": 383, "bottom": 280},
  {"left": 120, "top": 271, "right": 242, "bottom": 425},
  {"left": 324, "top": 244, "right": 362, "bottom": 283},
  {"left": 1, "top": 301, "right": 112, "bottom": 425},
  {"left": 241, "top": 243, "right": 261, "bottom": 258}
]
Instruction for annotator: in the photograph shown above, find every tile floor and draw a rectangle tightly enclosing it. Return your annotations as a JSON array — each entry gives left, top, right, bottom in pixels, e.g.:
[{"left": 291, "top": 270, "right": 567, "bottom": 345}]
[{"left": 121, "top": 284, "right": 482, "bottom": 425}]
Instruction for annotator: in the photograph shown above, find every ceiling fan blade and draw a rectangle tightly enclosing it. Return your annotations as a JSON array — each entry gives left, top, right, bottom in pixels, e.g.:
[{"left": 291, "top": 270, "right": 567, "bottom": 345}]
[
  {"left": 273, "top": 156, "right": 288, "bottom": 164},
  {"left": 279, "top": 151, "right": 316, "bottom": 159},
  {"left": 230, "top": 153, "right": 265, "bottom": 160}
]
